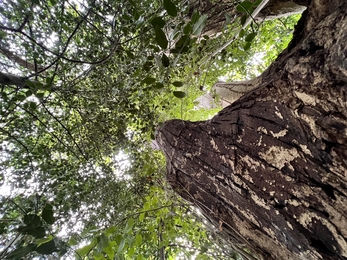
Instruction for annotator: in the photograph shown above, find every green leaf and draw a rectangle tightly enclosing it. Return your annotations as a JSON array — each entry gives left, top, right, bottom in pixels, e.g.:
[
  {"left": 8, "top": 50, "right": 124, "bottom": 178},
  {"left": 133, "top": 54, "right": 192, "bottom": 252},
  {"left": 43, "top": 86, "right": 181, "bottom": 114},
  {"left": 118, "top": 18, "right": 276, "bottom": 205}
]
[
  {"left": 5, "top": 244, "right": 36, "bottom": 259},
  {"left": 116, "top": 238, "right": 126, "bottom": 255},
  {"left": 32, "top": 226, "right": 46, "bottom": 238},
  {"left": 236, "top": 1, "right": 254, "bottom": 13},
  {"left": 139, "top": 213, "right": 145, "bottom": 222},
  {"left": 24, "top": 214, "right": 41, "bottom": 226},
  {"left": 124, "top": 218, "right": 134, "bottom": 233},
  {"left": 191, "top": 11, "right": 200, "bottom": 24},
  {"left": 161, "top": 54, "right": 170, "bottom": 67},
  {"left": 135, "top": 234, "right": 142, "bottom": 246},
  {"left": 172, "top": 81, "right": 184, "bottom": 87},
  {"left": 151, "top": 17, "right": 165, "bottom": 28},
  {"left": 76, "top": 242, "right": 95, "bottom": 257},
  {"left": 154, "top": 82, "right": 164, "bottom": 89},
  {"left": 35, "top": 240, "right": 58, "bottom": 254},
  {"left": 42, "top": 204, "right": 55, "bottom": 225},
  {"left": 15, "top": 94, "right": 26, "bottom": 101},
  {"left": 173, "top": 91, "right": 186, "bottom": 98},
  {"left": 142, "top": 77, "right": 156, "bottom": 84},
  {"left": 245, "top": 32, "right": 256, "bottom": 42},
  {"left": 128, "top": 246, "right": 135, "bottom": 257},
  {"left": 163, "top": 0, "right": 177, "bottom": 17},
  {"left": 25, "top": 90, "right": 33, "bottom": 97},
  {"left": 35, "top": 92, "right": 45, "bottom": 98},
  {"left": 36, "top": 236, "right": 53, "bottom": 246},
  {"left": 154, "top": 26, "right": 168, "bottom": 49},
  {"left": 183, "top": 22, "right": 192, "bottom": 34},
  {"left": 97, "top": 233, "right": 109, "bottom": 253},
  {"left": 29, "top": 101, "right": 37, "bottom": 109},
  {"left": 192, "top": 14, "right": 207, "bottom": 35},
  {"left": 104, "top": 241, "right": 116, "bottom": 259},
  {"left": 173, "top": 35, "right": 190, "bottom": 53},
  {"left": 244, "top": 42, "right": 252, "bottom": 51},
  {"left": 68, "top": 237, "right": 78, "bottom": 246},
  {"left": 200, "top": 246, "right": 208, "bottom": 253}
]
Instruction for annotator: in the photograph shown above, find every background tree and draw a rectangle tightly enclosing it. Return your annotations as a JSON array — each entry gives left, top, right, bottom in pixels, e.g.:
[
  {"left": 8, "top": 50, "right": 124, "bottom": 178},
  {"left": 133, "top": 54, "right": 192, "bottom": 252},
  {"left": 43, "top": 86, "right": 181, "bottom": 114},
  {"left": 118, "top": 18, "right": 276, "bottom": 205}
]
[{"left": 157, "top": 1, "right": 347, "bottom": 259}]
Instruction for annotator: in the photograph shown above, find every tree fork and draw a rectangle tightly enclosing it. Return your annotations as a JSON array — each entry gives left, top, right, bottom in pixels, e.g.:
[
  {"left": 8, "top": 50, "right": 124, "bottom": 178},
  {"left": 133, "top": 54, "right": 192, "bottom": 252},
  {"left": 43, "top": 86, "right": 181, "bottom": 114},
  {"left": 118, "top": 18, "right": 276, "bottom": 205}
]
[{"left": 157, "top": 1, "right": 347, "bottom": 259}]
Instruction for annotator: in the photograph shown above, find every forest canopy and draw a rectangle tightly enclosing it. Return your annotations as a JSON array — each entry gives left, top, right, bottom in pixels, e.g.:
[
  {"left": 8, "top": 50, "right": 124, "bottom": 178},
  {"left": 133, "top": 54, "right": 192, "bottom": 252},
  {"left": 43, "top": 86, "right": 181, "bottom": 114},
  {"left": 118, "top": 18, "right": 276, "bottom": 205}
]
[{"left": 0, "top": 0, "right": 300, "bottom": 259}]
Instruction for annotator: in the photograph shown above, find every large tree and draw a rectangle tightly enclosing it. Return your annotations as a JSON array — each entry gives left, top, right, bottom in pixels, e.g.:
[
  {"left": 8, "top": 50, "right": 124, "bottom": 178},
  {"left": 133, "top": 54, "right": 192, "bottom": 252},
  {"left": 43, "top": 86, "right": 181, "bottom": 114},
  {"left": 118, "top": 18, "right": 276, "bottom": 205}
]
[{"left": 157, "top": 1, "right": 347, "bottom": 260}]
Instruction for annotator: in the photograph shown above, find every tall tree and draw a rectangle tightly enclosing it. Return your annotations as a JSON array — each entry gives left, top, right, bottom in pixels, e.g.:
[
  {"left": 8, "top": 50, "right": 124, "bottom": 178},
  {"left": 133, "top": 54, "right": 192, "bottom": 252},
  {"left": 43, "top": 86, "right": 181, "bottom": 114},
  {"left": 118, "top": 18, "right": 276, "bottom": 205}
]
[{"left": 157, "top": 1, "right": 347, "bottom": 260}]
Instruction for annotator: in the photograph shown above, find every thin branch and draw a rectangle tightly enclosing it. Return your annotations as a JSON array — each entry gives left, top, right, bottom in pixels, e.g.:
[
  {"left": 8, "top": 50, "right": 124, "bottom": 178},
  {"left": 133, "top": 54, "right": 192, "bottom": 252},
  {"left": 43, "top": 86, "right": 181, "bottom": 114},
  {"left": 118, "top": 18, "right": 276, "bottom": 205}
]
[
  {"left": 39, "top": 101, "right": 89, "bottom": 161},
  {"left": 209, "top": 0, "right": 270, "bottom": 58},
  {"left": 20, "top": 105, "right": 83, "bottom": 161}
]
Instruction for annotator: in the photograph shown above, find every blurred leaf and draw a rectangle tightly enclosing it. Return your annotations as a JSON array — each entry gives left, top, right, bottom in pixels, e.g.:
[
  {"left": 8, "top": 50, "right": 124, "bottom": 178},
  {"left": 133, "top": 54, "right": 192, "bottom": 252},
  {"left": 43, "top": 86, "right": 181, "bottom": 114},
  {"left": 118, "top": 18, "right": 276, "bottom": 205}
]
[
  {"left": 42, "top": 204, "right": 55, "bottom": 224},
  {"left": 244, "top": 42, "right": 252, "bottom": 51},
  {"left": 154, "top": 26, "right": 168, "bottom": 49},
  {"left": 5, "top": 244, "right": 36, "bottom": 259},
  {"left": 142, "top": 77, "right": 156, "bottom": 84},
  {"left": 161, "top": 54, "right": 170, "bottom": 67},
  {"left": 135, "top": 233, "right": 142, "bottom": 246},
  {"left": 163, "top": 0, "right": 177, "bottom": 17},
  {"left": 124, "top": 218, "right": 134, "bottom": 233},
  {"left": 172, "top": 81, "right": 184, "bottom": 87},
  {"left": 24, "top": 214, "right": 41, "bottom": 226},
  {"left": 183, "top": 22, "right": 192, "bottom": 34},
  {"left": 116, "top": 238, "right": 126, "bottom": 255},
  {"left": 36, "top": 236, "right": 53, "bottom": 246},
  {"left": 192, "top": 14, "right": 207, "bottom": 35},
  {"left": 151, "top": 17, "right": 165, "bottom": 28},
  {"left": 154, "top": 82, "right": 164, "bottom": 89},
  {"left": 35, "top": 240, "right": 58, "bottom": 254},
  {"left": 245, "top": 32, "right": 257, "bottom": 42},
  {"left": 76, "top": 242, "right": 95, "bottom": 257},
  {"left": 236, "top": 1, "right": 254, "bottom": 13},
  {"left": 139, "top": 213, "right": 145, "bottom": 222},
  {"left": 173, "top": 91, "right": 186, "bottom": 98},
  {"left": 97, "top": 233, "right": 109, "bottom": 253}
]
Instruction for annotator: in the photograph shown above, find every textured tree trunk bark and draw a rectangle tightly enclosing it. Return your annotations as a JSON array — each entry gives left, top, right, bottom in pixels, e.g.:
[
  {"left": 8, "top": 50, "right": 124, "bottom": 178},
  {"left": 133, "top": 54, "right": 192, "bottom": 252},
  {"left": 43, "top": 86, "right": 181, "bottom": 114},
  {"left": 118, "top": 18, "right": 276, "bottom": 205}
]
[{"left": 157, "top": 1, "right": 347, "bottom": 259}]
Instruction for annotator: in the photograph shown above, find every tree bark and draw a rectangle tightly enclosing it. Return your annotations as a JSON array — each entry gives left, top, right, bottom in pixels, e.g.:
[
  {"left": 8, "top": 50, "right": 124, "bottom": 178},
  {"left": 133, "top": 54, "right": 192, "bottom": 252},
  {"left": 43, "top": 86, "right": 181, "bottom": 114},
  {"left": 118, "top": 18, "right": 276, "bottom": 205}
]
[{"left": 157, "top": 1, "right": 347, "bottom": 259}]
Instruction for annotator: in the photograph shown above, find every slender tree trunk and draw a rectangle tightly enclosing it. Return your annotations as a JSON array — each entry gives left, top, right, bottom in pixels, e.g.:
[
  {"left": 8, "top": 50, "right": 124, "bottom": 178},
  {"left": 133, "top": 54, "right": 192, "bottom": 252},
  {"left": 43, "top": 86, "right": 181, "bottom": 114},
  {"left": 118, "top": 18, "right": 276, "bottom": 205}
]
[
  {"left": 157, "top": 1, "right": 347, "bottom": 259},
  {"left": 189, "top": 0, "right": 308, "bottom": 36}
]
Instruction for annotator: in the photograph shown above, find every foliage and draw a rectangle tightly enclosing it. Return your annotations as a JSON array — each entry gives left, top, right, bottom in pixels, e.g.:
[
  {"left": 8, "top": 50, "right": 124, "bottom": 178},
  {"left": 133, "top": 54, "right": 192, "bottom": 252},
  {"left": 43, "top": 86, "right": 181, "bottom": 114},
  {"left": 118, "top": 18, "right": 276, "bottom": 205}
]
[{"left": 0, "top": 0, "right": 299, "bottom": 258}]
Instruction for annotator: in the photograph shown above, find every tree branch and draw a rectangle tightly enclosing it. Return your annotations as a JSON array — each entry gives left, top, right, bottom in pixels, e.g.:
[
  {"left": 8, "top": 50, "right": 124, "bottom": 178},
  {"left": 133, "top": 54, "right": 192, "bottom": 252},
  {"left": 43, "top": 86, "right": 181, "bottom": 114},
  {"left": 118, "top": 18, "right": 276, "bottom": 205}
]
[
  {"left": 0, "top": 47, "right": 43, "bottom": 72},
  {"left": 0, "top": 71, "right": 27, "bottom": 87}
]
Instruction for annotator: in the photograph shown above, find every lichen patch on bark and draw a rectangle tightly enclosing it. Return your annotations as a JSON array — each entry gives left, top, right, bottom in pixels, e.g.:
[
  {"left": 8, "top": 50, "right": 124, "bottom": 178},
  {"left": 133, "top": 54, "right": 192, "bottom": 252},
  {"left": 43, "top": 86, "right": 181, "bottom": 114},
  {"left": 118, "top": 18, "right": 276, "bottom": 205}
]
[{"left": 259, "top": 146, "right": 298, "bottom": 170}]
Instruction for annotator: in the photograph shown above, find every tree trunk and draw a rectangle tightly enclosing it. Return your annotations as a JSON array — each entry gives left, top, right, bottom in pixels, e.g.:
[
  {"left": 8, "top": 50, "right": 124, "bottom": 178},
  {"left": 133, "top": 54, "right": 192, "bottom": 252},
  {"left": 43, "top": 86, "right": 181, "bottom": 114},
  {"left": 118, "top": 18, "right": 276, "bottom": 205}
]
[
  {"left": 189, "top": 0, "right": 308, "bottom": 36},
  {"left": 157, "top": 1, "right": 347, "bottom": 259},
  {"left": 195, "top": 77, "right": 261, "bottom": 109}
]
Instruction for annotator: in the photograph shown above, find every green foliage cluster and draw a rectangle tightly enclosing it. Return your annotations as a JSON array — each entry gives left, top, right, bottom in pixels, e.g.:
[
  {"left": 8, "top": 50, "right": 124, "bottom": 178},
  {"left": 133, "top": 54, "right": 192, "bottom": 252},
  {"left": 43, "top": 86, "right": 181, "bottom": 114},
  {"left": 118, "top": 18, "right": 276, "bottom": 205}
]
[{"left": 0, "top": 0, "right": 299, "bottom": 258}]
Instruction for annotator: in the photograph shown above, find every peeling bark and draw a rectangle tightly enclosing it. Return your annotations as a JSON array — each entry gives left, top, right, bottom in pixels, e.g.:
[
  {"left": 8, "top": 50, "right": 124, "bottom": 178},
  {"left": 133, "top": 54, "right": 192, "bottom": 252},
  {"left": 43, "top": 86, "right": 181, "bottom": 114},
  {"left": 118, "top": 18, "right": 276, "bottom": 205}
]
[{"left": 157, "top": 1, "right": 347, "bottom": 259}]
